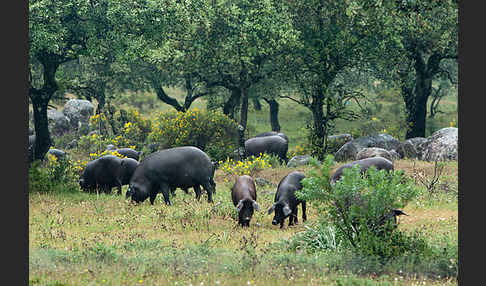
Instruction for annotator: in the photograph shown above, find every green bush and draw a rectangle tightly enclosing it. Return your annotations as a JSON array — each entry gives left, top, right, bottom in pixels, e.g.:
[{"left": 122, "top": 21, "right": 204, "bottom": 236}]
[
  {"left": 76, "top": 108, "right": 152, "bottom": 156},
  {"left": 28, "top": 156, "right": 80, "bottom": 194},
  {"left": 147, "top": 109, "right": 239, "bottom": 162},
  {"left": 296, "top": 155, "right": 423, "bottom": 262}
]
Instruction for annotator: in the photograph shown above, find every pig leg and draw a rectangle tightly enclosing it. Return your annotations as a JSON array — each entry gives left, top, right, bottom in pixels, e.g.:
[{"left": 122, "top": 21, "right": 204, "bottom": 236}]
[
  {"left": 116, "top": 179, "right": 122, "bottom": 195},
  {"left": 201, "top": 181, "right": 214, "bottom": 203},
  {"left": 159, "top": 183, "right": 171, "bottom": 206},
  {"left": 149, "top": 192, "right": 158, "bottom": 205},
  {"left": 301, "top": 201, "right": 307, "bottom": 222},
  {"left": 193, "top": 185, "right": 202, "bottom": 201},
  {"left": 293, "top": 207, "right": 299, "bottom": 225}
]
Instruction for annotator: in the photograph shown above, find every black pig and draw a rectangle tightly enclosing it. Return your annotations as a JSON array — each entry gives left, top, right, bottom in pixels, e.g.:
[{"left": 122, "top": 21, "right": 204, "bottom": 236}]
[
  {"left": 268, "top": 171, "right": 307, "bottom": 228},
  {"left": 231, "top": 175, "right": 260, "bottom": 227}
]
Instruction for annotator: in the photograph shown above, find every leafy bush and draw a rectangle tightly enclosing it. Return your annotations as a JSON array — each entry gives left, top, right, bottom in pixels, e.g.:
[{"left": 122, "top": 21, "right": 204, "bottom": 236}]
[
  {"left": 296, "top": 155, "right": 423, "bottom": 262},
  {"left": 75, "top": 131, "right": 112, "bottom": 156},
  {"left": 76, "top": 109, "right": 151, "bottom": 156},
  {"left": 218, "top": 153, "right": 272, "bottom": 178},
  {"left": 147, "top": 109, "right": 239, "bottom": 162},
  {"left": 29, "top": 156, "right": 80, "bottom": 194},
  {"left": 288, "top": 142, "right": 312, "bottom": 159}
]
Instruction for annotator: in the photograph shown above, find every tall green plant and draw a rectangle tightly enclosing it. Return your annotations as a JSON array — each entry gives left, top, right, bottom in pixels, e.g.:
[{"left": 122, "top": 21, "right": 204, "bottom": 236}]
[{"left": 296, "top": 155, "right": 423, "bottom": 260}]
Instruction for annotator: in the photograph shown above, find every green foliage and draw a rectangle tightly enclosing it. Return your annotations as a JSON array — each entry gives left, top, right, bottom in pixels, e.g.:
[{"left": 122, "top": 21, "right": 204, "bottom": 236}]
[
  {"left": 218, "top": 154, "right": 272, "bottom": 179},
  {"left": 297, "top": 155, "right": 422, "bottom": 261},
  {"left": 28, "top": 157, "right": 80, "bottom": 194},
  {"left": 76, "top": 108, "right": 151, "bottom": 156},
  {"left": 147, "top": 109, "right": 239, "bottom": 162}
]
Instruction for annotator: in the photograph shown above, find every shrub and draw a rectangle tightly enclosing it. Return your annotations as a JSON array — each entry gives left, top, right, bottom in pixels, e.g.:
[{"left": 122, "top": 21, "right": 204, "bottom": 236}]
[
  {"left": 147, "top": 109, "right": 239, "bottom": 162},
  {"left": 288, "top": 142, "right": 311, "bottom": 159},
  {"left": 296, "top": 155, "right": 423, "bottom": 262},
  {"left": 75, "top": 131, "right": 112, "bottom": 156},
  {"left": 218, "top": 153, "right": 272, "bottom": 179},
  {"left": 28, "top": 156, "right": 80, "bottom": 194},
  {"left": 76, "top": 109, "right": 151, "bottom": 156}
]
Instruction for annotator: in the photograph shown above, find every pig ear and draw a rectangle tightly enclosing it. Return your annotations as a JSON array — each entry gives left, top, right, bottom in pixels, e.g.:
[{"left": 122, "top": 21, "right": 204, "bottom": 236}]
[
  {"left": 252, "top": 200, "right": 260, "bottom": 212},
  {"left": 236, "top": 200, "right": 244, "bottom": 212},
  {"left": 267, "top": 203, "right": 276, "bottom": 215},
  {"left": 125, "top": 186, "right": 133, "bottom": 199},
  {"left": 283, "top": 205, "right": 291, "bottom": 217}
]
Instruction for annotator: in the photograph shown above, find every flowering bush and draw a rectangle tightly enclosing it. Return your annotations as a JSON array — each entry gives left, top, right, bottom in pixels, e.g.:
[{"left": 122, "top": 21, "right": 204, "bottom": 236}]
[
  {"left": 147, "top": 109, "right": 239, "bottom": 162},
  {"left": 29, "top": 154, "right": 80, "bottom": 194},
  {"left": 77, "top": 109, "right": 151, "bottom": 156},
  {"left": 288, "top": 142, "right": 311, "bottom": 159},
  {"left": 218, "top": 153, "right": 272, "bottom": 178}
]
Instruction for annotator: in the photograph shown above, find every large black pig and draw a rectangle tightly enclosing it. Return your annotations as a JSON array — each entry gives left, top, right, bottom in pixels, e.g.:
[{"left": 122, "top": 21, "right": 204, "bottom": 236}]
[
  {"left": 245, "top": 135, "right": 288, "bottom": 163},
  {"left": 79, "top": 155, "right": 123, "bottom": 194},
  {"left": 120, "top": 157, "right": 139, "bottom": 186},
  {"left": 330, "top": 157, "right": 394, "bottom": 185},
  {"left": 268, "top": 171, "right": 307, "bottom": 228},
  {"left": 126, "top": 146, "right": 216, "bottom": 205},
  {"left": 113, "top": 148, "right": 142, "bottom": 161},
  {"left": 254, "top": 131, "right": 289, "bottom": 142},
  {"left": 231, "top": 175, "right": 260, "bottom": 227}
]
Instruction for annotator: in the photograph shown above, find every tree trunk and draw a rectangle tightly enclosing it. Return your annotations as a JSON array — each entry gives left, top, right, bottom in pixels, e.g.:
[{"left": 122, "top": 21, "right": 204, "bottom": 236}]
[
  {"left": 31, "top": 95, "right": 52, "bottom": 162},
  {"left": 252, "top": 98, "right": 261, "bottom": 111},
  {"left": 264, "top": 98, "right": 280, "bottom": 132},
  {"left": 240, "top": 87, "right": 249, "bottom": 131},
  {"left": 29, "top": 56, "right": 60, "bottom": 162},
  {"left": 310, "top": 91, "right": 326, "bottom": 160},
  {"left": 403, "top": 52, "right": 433, "bottom": 139},
  {"left": 404, "top": 87, "right": 429, "bottom": 139},
  {"left": 152, "top": 80, "right": 185, "bottom": 112},
  {"left": 223, "top": 88, "right": 241, "bottom": 120}
]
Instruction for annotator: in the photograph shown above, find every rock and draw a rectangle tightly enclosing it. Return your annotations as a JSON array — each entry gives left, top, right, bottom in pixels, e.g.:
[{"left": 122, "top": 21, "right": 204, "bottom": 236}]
[
  {"left": 286, "top": 155, "right": 318, "bottom": 167},
  {"left": 420, "top": 127, "right": 458, "bottom": 162},
  {"left": 106, "top": 144, "right": 116, "bottom": 151},
  {"left": 334, "top": 133, "right": 400, "bottom": 162},
  {"left": 334, "top": 141, "right": 360, "bottom": 162},
  {"left": 356, "top": 147, "right": 395, "bottom": 162},
  {"left": 46, "top": 148, "right": 67, "bottom": 161},
  {"left": 389, "top": 149, "right": 401, "bottom": 161},
  {"left": 62, "top": 99, "right": 94, "bottom": 134},
  {"left": 396, "top": 137, "right": 428, "bottom": 159},
  {"left": 254, "top": 177, "right": 275, "bottom": 187},
  {"left": 66, "top": 139, "right": 78, "bottom": 149},
  {"left": 47, "top": 109, "right": 71, "bottom": 136},
  {"left": 326, "top": 134, "right": 354, "bottom": 154}
]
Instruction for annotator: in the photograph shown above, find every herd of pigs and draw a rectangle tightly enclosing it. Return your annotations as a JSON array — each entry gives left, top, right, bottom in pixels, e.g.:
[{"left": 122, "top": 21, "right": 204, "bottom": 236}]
[{"left": 35, "top": 131, "right": 403, "bottom": 229}]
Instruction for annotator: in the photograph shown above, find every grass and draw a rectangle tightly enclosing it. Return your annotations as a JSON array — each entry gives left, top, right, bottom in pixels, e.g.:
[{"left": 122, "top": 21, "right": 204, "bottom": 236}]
[
  {"left": 31, "top": 85, "right": 458, "bottom": 285},
  {"left": 29, "top": 160, "right": 458, "bottom": 286}
]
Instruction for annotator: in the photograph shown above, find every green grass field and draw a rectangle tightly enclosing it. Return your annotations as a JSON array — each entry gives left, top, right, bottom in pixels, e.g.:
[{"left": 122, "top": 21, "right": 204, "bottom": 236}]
[
  {"left": 29, "top": 160, "right": 458, "bottom": 286},
  {"left": 31, "top": 86, "right": 458, "bottom": 285}
]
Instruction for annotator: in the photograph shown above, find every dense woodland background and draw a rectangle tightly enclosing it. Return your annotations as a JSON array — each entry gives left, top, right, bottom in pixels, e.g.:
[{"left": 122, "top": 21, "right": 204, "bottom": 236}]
[{"left": 29, "top": 0, "right": 457, "bottom": 161}]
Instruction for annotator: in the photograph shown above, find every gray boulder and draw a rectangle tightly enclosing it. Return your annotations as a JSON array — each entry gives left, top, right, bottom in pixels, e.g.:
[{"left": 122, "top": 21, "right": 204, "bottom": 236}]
[
  {"left": 356, "top": 147, "right": 396, "bottom": 162},
  {"left": 396, "top": 137, "right": 428, "bottom": 159},
  {"left": 47, "top": 109, "right": 71, "bottom": 136},
  {"left": 62, "top": 99, "right": 94, "bottom": 134},
  {"left": 66, "top": 139, "right": 78, "bottom": 149},
  {"left": 287, "top": 155, "right": 312, "bottom": 167},
  {"left": 326, "top": 134, "right": 354, "bottom": 154},
  {"left": 420, "top": 127, "right": 458, "bottom": 162},
  {"left": 389, "top": 149, "right": 401, "bottom": 161},
  {"left": 334, "top": 133, "right": 400, "bottom": 162}
]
